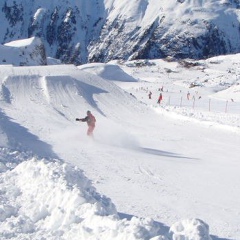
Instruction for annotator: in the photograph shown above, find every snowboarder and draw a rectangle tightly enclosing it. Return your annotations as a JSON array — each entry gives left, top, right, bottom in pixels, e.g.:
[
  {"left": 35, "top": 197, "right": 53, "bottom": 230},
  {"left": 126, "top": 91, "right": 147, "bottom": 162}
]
[
  {"left": 157, "top": 93, "right": 163, "bottom": 104},
  {"left": 76, "top": 110, "right": 96, "bottom": 137}
]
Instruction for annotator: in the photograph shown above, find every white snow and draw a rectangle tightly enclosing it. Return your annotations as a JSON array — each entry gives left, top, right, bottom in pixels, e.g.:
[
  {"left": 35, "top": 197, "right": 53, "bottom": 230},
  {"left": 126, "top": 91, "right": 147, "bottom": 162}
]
[
  {"left": 4, "top": 37, "right": 36, "bottom": 48},
  {"left": 1, "top": 37, "right": 46, "bottom": 66},
  {"left": 0, "top": 49, "right": 240, "bottom": 239}
]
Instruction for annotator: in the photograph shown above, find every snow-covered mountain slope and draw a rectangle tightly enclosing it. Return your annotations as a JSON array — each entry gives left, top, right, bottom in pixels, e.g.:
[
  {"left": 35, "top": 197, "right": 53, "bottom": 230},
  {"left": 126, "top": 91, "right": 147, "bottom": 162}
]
[
  {"left": 1, "top": 0, "right": 240, "bottom": 64},
  {"left": 0, "top": 37, "right": 47, "bottom": 66},
  {"left": 0, "top": 53, "right": 240, "bottom": 239}
]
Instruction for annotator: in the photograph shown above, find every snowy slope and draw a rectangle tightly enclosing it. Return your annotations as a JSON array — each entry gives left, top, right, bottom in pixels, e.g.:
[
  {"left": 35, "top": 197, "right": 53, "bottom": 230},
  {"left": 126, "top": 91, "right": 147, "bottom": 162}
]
[
  {"left": 0, "top": 53, "right": 240, "bottom": 239},
  {"left": 0, "top": 37, "right": 47, "bottom": 66}
]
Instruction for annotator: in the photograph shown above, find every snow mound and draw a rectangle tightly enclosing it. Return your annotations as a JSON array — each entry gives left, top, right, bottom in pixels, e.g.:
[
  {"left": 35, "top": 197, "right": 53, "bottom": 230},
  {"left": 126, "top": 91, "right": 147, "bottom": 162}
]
[
  {"left": 169, "top": 218, "right": 212, "bottom": 240},
  {"left": 0, "top": 154, "right": 117, "bottom": 239},
  {"left": 79, "top": 63, "right": 137, "bottom": 82},
  {"left": 211, "top": 84, "right": 240, "bottom": 102}
]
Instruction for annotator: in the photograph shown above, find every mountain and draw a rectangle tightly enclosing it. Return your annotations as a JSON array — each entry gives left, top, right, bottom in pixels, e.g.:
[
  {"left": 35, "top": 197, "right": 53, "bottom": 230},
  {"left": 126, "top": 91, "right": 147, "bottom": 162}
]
[
  {"left": 0, "top": 37, "right": 47, "bottom": 66},
  {"left": 1, "top": 0, "right": 240, "bottom": 65}
]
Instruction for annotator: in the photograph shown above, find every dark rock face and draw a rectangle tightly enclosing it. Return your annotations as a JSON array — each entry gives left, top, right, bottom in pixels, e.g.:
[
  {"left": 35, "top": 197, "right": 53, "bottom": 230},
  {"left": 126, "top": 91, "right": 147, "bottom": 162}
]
[
  {"left": 1, "top": 1, "right": 240, "bottom": 64},
  {"left": 2, "top": 1, "right": 24, "bottom": 27}
]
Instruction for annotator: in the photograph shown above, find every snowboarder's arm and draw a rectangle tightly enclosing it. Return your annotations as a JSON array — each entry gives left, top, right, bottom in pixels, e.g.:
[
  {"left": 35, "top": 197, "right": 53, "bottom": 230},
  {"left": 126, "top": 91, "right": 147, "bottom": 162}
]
[{"left": 76, "top": 117, "right": 88, "bottom": 122}]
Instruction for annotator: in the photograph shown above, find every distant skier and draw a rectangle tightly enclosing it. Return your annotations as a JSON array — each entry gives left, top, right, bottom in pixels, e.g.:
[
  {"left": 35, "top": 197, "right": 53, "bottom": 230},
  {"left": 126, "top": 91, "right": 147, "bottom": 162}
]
[
  {"left": 157, "top": 93, "right": 163, "bottom": 104},
  {"left": 76, "top": 110, "right": 96, "bottom": 137},
  {"left": 148, "top": 91, "right": 152, "bottom": 99}
]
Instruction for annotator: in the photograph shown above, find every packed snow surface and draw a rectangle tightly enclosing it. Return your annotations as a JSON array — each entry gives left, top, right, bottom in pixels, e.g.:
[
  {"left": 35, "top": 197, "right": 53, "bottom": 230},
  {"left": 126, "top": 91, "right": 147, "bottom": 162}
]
[{"left": 0, "top": 53, "right": 240, "bottom": 239}]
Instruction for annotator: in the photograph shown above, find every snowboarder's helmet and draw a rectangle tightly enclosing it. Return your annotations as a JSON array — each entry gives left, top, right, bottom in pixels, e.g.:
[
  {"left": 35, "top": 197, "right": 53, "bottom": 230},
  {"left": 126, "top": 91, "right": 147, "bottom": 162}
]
[{"left": 87, "top": 110, "right": 91, "bottom": 115}]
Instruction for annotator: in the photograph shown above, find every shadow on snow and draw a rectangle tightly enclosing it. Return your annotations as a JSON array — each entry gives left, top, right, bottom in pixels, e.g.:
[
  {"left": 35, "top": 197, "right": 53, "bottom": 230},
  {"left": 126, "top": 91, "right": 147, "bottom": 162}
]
[
  {"left": 75, "top": 79, "right": 107, "bottom": 117},
  {"left": 0, "top": 108, "right": 58, "bottom": 159},
  {"left": 139, "top": 147, "right": 198, "bottom": 160},
  {"left": 118, "top": 212, "right": 170, "bottom": 236}
]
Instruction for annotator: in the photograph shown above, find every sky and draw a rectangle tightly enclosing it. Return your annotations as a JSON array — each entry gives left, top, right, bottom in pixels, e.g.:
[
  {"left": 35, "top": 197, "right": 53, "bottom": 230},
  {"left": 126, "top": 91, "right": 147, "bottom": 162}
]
[{"left": 0, "top": 49, "right": 240, "bottom": 239}]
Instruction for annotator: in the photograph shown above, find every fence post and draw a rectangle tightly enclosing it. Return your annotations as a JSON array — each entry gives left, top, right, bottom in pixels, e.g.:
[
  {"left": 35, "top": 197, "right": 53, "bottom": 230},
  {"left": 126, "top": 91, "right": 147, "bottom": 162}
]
[
  {"left": 225, "top": 100, "right": 228, "bottom": 113},
  {"left": 180, "top": 96, "right": 183, "bottom": 107}
]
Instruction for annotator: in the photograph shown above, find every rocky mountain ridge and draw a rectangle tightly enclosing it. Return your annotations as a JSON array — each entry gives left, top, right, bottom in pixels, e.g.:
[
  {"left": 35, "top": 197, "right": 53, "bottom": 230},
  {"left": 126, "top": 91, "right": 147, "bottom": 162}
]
[{"left": 1, "top": 0, "right": 240, "bottom": 65}]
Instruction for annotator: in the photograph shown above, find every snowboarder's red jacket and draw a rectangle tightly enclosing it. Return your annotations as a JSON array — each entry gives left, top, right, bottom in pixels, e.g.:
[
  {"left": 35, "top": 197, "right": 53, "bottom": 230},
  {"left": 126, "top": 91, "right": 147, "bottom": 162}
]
[{"left": 80, "top": 114, "right": 96, "bottom": 127}]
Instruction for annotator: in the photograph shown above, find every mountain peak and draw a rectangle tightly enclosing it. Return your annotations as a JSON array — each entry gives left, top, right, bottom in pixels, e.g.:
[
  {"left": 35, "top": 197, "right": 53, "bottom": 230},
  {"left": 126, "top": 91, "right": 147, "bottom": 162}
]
[{"left": 1, "top": 36, "right": 47, "bottom": 66}]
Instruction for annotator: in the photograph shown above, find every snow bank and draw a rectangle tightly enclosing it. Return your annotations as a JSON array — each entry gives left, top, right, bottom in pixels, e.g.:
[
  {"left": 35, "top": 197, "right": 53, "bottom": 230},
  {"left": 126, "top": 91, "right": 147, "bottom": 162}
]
[
  {"left": 0, "top": 148, "right": 213, "bottom": 239},
  {"left": 0, "top": 153, "right": 116, "bottom": 239}
]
